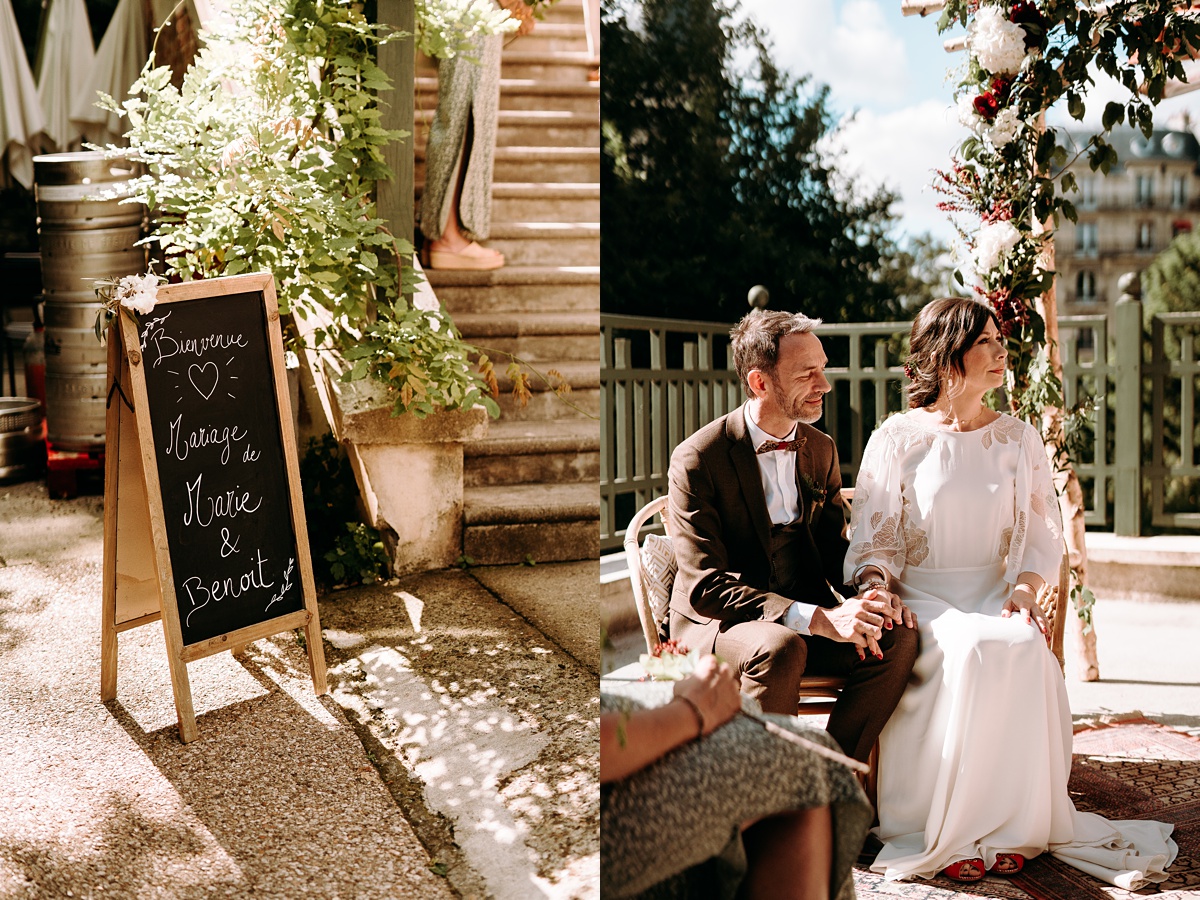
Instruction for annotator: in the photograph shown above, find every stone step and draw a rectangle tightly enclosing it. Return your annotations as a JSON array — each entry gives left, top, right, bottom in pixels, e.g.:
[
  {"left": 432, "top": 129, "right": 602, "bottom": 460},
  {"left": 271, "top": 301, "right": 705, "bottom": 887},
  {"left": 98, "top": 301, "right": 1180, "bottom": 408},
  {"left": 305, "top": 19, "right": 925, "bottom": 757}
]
[
  {"left": 500, "top": 51, "right": 599, "bottom": 83},
  {"left": 463, "top": 483, "right": 599, "bottom": 564},
  {"left": 496, "top": 385, "right": 600, "bottom": 421},
  {"left": 492, "top": 182, "right": 599, "bottom": 221},
  {"left": 487, "top": 222, "right": 599, "bottom": 267},
  {"left": 416, "top": 145, "right": 599, "bottom": 184},
  {"left": 430, "top": 265, "right": 599, "bottom": 313},
  {"left": 535, "top": 0, "right": 586, "bottom": 25},
  {"left": 454, "top": 310, "right": 599, "bottom": 362},
  {"left": 416, "top": 182, "right": 600, "bottom": 222},
  {"left": 414, "top": 108, "right": 599, "bottom": 149},
  {"left": 416, "top": 77, "right": 599, "bottom": 113},
  {"left": 505, "top": 22, "right": 589, "bottom": 53},
  {"left": 464, "top": 419, "right": 599, "bottom": 487}
]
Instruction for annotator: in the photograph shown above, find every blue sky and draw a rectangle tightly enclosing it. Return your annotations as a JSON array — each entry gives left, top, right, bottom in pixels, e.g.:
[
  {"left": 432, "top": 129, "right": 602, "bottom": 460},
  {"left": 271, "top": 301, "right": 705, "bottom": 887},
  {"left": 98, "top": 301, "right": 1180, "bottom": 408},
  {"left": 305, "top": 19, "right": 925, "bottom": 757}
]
[{"left": 734, "top": 0, "right": 1200, "bottom": 244}]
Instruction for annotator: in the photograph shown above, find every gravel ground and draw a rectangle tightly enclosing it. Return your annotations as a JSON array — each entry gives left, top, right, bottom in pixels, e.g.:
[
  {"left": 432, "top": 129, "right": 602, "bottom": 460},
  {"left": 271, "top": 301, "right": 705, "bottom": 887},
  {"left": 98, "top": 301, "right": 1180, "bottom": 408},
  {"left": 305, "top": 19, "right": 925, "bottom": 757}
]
[
  {"left": 320, "top": 568, "right": 600, "bottom": 900},
  {"left": 0, "top": 479, "right": 457, "bottom": 899}
]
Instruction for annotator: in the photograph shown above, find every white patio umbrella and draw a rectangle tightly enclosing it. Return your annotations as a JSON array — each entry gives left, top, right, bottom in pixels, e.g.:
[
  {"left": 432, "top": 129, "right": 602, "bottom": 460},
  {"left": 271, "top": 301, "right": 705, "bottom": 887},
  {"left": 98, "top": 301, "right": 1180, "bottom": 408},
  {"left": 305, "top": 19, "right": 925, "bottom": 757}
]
[
  {"left": 70, "top": 0, "right": 147, "bottom": 147},
  {"left": 0, "top": 0, "right": 48, "bottom": 187},
  {"left": 35, "top": 0, "right": 95, "bottom": 152}
]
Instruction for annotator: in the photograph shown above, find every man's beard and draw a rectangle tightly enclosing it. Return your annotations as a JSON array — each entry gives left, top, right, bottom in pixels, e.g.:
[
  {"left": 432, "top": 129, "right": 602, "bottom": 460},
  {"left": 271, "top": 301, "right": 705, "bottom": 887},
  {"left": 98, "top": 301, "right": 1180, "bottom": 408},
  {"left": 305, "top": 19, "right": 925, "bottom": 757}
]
[{"left": 770, "top": 385, "right": 823, "bottom": 425}]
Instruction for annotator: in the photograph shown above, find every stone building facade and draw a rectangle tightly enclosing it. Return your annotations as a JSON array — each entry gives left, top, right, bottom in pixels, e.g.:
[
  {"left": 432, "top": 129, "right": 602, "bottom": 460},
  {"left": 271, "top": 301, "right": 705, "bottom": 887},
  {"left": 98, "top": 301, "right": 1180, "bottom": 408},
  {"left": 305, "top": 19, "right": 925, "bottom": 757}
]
[{"left": 1054, "top": 127, "right": 1200, "bottom": 351}]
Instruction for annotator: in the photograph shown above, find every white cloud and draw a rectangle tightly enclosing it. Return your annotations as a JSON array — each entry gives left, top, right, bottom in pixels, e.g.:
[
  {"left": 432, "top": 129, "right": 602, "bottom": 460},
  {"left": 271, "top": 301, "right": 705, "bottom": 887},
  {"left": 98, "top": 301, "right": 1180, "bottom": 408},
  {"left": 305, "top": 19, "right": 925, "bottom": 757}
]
[
  {"left": 739, "top": 0, "right": 910, "bottom": 108},
  {"left": 824, "top": 98, "right": 968, "bottom": 243}
]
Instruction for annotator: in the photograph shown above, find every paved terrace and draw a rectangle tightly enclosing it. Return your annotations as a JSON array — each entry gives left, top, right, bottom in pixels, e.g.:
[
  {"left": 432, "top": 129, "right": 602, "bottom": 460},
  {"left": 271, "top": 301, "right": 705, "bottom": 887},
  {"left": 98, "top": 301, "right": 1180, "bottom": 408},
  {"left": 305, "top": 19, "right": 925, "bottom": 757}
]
[{"left": 0, "top": 479, "right": 599, "bottom": 900}]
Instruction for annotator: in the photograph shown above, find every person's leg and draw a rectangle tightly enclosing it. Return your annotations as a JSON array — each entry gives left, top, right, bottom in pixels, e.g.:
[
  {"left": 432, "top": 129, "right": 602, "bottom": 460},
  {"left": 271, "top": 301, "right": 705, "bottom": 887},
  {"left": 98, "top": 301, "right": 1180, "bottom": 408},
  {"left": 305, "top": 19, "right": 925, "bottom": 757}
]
[
  {"left": 427, "top": 117, "right": 504, "bottom": 267},
  {"left": 739, "top": 806, "right": 832, "bottom": 900},
  {"left": 713, "top": 620, "right": 807, "bottom": 715},
  {"left": 803, "top": 624, "right": 919, "bottom": 762}
]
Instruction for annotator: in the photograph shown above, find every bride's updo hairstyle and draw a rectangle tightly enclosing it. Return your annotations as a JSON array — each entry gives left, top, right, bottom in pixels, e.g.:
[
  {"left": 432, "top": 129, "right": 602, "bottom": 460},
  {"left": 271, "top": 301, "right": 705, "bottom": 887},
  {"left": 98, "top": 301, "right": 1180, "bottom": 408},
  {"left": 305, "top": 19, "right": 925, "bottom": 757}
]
[{"left": 905, "top": 297, "right": 1001, "bottom": 409}]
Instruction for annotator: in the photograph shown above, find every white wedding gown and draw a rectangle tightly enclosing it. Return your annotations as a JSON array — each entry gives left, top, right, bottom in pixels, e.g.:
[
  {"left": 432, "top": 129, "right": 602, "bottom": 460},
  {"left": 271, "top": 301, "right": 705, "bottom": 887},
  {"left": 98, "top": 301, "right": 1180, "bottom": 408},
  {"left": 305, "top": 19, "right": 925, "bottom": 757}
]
[{"left": 846, "top": 412, "right": 1177, "bottom": 888}]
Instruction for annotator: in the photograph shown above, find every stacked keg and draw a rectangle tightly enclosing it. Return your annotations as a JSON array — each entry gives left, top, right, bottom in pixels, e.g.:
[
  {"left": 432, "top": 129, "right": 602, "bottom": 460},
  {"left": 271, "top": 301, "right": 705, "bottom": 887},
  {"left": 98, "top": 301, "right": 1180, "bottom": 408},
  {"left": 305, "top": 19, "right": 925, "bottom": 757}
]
[{"left": 33, "top": 152, "right": 145, "bottom": 451}]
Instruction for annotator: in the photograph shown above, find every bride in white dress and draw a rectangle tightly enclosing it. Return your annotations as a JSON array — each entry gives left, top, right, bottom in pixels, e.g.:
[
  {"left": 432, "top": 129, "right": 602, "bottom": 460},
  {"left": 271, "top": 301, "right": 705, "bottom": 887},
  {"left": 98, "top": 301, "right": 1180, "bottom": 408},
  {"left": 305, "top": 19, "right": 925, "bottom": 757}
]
[{"left": 845, "top": 297, "right": 1177, "bottom": 888}]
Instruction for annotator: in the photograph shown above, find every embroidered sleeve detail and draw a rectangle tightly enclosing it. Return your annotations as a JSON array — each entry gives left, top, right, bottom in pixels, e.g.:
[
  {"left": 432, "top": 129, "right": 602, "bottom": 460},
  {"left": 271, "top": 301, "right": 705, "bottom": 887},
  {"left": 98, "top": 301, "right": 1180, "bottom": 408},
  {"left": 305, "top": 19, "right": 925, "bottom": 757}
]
[
  {"left": 982, "top": 414, "right": 1025, "bottom": 450},
  {"left": 849, "top": 511, "right": 906, "bottom": 563},
  {"left": 902, "top": 516, "right": 929, "bottom": 566},
  {"left": 999, "top": 526, "right": 1013, "bottom": 559}
]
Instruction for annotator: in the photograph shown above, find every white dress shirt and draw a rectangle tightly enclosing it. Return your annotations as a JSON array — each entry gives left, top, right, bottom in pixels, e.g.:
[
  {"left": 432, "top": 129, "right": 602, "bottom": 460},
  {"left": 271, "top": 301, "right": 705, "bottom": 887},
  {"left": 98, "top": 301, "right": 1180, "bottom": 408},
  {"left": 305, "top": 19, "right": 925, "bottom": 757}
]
[{"left": 744, "top": 404, "right": 818, "bottom": 635}]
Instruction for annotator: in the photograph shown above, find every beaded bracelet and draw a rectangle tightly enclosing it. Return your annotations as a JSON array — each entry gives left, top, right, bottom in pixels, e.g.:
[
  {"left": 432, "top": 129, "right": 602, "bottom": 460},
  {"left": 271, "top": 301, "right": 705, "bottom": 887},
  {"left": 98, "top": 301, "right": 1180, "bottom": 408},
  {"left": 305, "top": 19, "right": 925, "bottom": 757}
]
[{"left": 675, "top": 695, "right": 706, "bottom": 739}]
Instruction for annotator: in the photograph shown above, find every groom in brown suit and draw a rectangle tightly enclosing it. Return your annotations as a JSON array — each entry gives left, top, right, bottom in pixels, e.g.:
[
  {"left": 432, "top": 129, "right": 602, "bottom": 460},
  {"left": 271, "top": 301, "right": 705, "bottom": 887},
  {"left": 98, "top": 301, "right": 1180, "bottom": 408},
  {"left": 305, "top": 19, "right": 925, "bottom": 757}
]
[{"left": 668, "top": 310, "right": 919, "bottom": 763}]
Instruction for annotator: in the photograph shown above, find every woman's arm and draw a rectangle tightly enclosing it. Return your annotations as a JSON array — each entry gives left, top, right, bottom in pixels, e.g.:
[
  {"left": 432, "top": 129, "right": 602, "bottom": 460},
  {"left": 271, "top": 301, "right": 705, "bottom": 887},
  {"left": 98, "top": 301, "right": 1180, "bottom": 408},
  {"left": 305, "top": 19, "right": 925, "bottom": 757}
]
[{"left": 601, "top": 655, "right": 741, "bottom": 784}]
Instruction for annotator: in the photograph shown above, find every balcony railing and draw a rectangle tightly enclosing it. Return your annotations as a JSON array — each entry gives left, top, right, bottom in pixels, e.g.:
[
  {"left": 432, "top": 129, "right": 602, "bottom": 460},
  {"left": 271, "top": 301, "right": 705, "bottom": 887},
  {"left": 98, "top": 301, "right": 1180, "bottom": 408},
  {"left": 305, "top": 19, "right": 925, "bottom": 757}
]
[{"left": 601, "top": 302, "right": 1192, "bottom": 551}]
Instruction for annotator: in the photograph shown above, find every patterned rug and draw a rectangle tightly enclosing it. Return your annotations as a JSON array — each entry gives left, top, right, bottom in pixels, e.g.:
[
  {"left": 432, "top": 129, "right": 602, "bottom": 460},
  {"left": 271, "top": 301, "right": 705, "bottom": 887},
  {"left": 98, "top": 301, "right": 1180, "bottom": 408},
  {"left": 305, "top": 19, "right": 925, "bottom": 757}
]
[{"left": 853, "top": 719, "right": 1200, "bottom": 900}]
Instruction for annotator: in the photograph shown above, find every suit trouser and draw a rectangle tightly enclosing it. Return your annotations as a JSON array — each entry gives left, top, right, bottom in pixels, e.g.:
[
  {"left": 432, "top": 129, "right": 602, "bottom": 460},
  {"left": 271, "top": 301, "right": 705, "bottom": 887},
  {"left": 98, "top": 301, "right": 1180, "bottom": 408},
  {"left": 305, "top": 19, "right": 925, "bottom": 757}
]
[{"left": 713, "top": 619, "right": 919, "bottom": 763}]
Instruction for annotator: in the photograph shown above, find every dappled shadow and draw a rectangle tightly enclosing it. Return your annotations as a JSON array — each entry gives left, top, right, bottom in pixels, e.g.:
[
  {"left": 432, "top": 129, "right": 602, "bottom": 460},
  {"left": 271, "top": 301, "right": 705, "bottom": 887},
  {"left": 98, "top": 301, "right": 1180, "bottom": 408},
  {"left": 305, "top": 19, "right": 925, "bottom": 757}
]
[
  {"left": 100, "top": 634, "right": 455, "bottom": 899},
  {"left": 0, "top": 790, "right": 237, "bottom": 899}
]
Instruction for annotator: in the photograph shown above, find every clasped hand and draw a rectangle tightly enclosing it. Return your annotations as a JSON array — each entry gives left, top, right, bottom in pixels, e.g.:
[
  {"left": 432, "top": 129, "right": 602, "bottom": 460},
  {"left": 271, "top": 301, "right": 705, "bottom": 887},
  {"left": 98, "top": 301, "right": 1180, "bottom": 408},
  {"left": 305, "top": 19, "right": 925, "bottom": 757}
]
[{"left": 810, "top": 587, "right": 916, "bottom": 661}]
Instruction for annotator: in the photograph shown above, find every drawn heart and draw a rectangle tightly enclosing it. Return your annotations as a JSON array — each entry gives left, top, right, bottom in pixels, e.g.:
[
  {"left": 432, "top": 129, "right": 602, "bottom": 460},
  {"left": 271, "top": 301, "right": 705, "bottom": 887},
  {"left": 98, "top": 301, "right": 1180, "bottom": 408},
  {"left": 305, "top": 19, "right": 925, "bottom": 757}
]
[{"left": 188, "top": 362, "right": 219, "bottom": 400}]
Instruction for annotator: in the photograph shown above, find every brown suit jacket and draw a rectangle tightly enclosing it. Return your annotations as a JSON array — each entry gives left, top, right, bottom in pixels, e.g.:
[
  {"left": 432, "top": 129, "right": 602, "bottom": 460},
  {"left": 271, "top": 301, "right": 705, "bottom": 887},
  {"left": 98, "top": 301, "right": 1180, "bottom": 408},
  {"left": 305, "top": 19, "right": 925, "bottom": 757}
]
[{"left": 667, "top": 405, "right": 853, "bottom": 654}]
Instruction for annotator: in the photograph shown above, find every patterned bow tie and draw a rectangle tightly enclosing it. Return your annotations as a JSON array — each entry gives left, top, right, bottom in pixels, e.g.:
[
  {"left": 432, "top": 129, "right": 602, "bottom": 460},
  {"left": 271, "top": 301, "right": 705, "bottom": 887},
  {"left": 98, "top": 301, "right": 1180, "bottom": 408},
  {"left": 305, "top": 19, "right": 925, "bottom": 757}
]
[{"left": 756, "top": 437, "right": 806, "bottom": 454}]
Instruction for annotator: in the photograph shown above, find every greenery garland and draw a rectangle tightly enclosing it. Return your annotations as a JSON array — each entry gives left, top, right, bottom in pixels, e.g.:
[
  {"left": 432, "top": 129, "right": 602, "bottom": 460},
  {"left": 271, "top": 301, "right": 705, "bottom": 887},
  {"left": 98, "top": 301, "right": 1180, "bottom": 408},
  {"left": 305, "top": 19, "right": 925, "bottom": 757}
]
[{"left": 102, "top": 0, "right": 517, "bottom": 418}]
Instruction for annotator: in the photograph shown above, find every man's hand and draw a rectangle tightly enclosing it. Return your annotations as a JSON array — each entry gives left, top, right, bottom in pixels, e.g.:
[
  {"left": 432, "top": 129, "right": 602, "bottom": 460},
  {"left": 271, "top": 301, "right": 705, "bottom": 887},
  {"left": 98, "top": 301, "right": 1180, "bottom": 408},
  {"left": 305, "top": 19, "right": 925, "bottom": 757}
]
[{"left": 809, "top": 588, "right": 916, "bottom": 661}]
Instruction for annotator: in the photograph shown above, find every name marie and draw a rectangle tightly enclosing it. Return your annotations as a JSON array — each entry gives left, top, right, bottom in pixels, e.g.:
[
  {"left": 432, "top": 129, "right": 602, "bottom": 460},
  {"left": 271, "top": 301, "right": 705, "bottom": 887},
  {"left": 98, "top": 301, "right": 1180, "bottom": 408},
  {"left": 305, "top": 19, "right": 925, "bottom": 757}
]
[{"left": 184, "top": 473, "right": 262, "bottom": 528}]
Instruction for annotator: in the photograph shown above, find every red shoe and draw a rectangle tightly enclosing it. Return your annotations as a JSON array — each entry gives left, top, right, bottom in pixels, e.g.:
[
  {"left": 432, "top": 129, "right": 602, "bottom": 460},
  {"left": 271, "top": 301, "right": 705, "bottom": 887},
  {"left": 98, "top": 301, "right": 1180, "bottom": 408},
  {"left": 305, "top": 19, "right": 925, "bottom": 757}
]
[
  {"left": 989, "top": 853, "right": 1025, "bottom": 876},
  {"left": 941, "top": 858, "right": 986, "bottom": 883}
]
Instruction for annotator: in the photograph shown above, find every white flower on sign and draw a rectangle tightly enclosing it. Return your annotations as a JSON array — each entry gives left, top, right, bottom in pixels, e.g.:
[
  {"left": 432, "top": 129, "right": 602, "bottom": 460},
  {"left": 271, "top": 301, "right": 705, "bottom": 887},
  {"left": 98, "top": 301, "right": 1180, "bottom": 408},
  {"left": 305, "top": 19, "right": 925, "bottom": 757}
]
[
  {"left": 987, "top": 106, "right": 1024, "bottom": 148},
  {"left": 968, "top": 6, "right": 1027, "bottom": 76},
  {"left": 974, "top": 219, "right": 1022, "bottom": 272},
  {"left": 113, "top": 272, "right": 160, "bottom": 315}
]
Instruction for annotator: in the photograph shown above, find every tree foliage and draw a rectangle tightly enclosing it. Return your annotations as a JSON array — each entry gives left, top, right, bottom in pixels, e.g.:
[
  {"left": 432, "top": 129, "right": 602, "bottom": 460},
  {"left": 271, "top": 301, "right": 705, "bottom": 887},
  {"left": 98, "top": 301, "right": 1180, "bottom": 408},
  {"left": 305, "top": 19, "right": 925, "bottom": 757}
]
[
  {"left": 1144, "top": 230, "right": 1200, "bottom": 323},
  {"left": 600, "top": 0, "right": 917, "bottom": 324}
]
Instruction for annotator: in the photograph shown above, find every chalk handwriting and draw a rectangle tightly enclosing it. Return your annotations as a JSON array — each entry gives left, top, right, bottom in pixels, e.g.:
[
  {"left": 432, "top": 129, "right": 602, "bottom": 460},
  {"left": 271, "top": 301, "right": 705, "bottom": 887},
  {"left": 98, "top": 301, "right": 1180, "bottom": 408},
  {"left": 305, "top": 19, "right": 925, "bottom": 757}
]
[
  {"left": 219, "top": 527, "right": 240, "bottom": 558},
  {"left": 182, "top": 549, "right": 275, "bottom": 626},
  {"left": 183, "top": 473, "right": 263, "bottom": 528},
  {"left": 166, "top": 415, "right": 249, "bottom": 466},
  {"left": 141, "top": 314, "right": 248, "bottom": 369}
]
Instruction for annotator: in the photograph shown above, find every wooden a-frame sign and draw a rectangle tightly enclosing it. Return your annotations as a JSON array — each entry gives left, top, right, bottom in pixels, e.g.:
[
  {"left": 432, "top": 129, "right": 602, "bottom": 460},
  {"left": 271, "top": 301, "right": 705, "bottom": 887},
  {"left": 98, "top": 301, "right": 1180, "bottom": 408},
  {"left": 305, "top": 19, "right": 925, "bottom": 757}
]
[{"left": 101, "top": 272, "right": 326, "bottom": 742}]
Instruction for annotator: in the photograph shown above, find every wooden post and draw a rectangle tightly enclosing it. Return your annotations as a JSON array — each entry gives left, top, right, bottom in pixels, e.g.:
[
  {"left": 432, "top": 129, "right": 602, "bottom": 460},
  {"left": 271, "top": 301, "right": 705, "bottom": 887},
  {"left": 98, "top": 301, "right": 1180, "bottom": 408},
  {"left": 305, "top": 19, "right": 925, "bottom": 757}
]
[
  {"left": 377, "top": 0, "right": 416, "bottom": 256},
  {"left": 1033, "top": 114, "right": 1100, "bottom": 682},
  {"left": 1113, "top": 274, "right": 1144, "bottom": 536}
]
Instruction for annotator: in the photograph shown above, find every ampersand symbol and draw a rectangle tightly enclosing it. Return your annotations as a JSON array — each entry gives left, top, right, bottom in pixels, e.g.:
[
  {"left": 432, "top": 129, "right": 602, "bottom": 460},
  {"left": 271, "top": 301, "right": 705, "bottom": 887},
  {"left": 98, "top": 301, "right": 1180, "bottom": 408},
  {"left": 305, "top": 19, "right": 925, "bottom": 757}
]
[{"left": 220, "top": 527, "right": 240, "bottom": 558}]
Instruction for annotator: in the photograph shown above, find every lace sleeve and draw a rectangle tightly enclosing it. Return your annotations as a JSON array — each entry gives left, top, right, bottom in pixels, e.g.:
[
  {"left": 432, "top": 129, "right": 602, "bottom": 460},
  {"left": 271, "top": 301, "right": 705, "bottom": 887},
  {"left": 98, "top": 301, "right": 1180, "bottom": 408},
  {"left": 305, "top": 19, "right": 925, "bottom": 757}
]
[
  {"left": 1004, "top": 422, "right": 1065, "bottom": 586},
  {"left": 844, "top": 424, "right": 907, "bottom": 585}
]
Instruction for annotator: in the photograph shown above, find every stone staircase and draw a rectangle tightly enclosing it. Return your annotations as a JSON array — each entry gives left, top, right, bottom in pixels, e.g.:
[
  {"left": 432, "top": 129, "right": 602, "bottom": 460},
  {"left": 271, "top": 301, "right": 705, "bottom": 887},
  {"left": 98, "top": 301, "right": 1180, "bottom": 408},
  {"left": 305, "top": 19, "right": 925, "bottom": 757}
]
[{"left": 415, "top": 0, "right": 600, "bottom": 565}]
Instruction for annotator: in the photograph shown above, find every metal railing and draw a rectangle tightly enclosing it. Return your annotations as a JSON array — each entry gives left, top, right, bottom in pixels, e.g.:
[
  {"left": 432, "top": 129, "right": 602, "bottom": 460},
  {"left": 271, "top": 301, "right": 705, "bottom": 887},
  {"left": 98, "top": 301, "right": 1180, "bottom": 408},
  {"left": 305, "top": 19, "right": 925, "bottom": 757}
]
[{"left": 601, "top": 299, "right": 1196, "bottom": 552}]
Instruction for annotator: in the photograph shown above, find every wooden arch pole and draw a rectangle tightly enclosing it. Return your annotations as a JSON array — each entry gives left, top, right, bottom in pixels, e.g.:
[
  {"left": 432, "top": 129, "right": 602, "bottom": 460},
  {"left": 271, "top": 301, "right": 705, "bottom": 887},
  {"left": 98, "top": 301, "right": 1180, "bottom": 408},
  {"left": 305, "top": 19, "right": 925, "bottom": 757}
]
[{"left": 1031, "top": 115, "right": 1101, "bottom": 680}]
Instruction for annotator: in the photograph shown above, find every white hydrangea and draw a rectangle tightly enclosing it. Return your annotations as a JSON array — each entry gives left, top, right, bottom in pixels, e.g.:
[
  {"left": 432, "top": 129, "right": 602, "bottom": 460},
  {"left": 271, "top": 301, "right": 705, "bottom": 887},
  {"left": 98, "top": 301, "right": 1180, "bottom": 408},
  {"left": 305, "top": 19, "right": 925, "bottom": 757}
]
[
  {"left": 986, "top": 106, "right": 1024, "bottom": 148},
  {"left": 113, "top": 272, "right": 160, "bottom": 315},
  {"left": 968, "top": 6, "right": 1028, "bottom": 76},
  {"left": 974, "top": 220, "right": 1022, "bottom": 272},
  {"left": 957, "top": 94, "right": 983, "bottom": 131}
]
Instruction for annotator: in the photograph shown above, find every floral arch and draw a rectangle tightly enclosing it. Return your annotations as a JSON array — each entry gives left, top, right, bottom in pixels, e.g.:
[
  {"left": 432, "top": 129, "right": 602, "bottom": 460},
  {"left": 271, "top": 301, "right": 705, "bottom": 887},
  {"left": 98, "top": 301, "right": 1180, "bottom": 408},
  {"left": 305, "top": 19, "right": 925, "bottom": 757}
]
[{"left": 912, "top": 0, "right": 1200, "bottom": 678}]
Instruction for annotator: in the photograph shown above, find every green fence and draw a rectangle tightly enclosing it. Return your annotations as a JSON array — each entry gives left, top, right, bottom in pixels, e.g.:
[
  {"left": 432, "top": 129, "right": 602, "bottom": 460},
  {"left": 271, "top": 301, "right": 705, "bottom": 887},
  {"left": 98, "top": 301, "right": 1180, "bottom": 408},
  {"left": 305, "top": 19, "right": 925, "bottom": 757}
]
[{"left": 600, "top": 297, "right": 1193, "bottom": 553}]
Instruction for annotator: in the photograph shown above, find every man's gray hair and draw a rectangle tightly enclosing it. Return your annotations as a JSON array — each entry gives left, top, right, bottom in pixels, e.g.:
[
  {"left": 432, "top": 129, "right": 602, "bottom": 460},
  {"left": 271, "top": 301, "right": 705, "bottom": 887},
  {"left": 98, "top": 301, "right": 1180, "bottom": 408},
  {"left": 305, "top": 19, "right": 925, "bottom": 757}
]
[{"left": 730, "top": 310, "right": 822, "bottom": 395}]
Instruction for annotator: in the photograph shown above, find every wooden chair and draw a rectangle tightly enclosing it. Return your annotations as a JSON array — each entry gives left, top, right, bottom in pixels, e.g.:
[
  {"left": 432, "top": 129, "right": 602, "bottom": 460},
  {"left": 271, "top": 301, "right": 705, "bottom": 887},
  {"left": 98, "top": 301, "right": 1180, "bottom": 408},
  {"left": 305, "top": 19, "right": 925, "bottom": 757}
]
[{"left": 624, "top": 496, "right": 876, "bottom": 798}]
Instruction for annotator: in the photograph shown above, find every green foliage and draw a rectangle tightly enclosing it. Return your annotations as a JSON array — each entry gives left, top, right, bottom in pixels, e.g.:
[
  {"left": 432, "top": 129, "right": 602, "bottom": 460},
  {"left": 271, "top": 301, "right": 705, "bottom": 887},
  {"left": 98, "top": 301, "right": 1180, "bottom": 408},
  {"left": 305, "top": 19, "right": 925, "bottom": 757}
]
[
  {"left": 1070, "top": 583, "right": 1095, "bottom": 635},
  {"left": 103, "top": 0, "right": 497, "bottom": 419},
  {"left": 1143, "top": 230, "right": 1200, "bottom": 323},
  {"left": 600, "top": 0, "right": 916, "bottom": 324},
  {"left": 300, "top": 433, "right": 391, "bottom": 588}
]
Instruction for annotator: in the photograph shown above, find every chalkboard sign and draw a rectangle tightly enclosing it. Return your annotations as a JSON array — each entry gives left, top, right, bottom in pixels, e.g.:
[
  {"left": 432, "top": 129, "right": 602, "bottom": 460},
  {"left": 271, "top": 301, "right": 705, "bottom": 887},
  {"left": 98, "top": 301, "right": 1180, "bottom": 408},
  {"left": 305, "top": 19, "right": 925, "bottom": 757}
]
[
  {"left": 101, "top": 272, "right": 325, "bottom": 743},
  {"left": 138, "top": 290, "right": 304, "bottom": 644}
]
